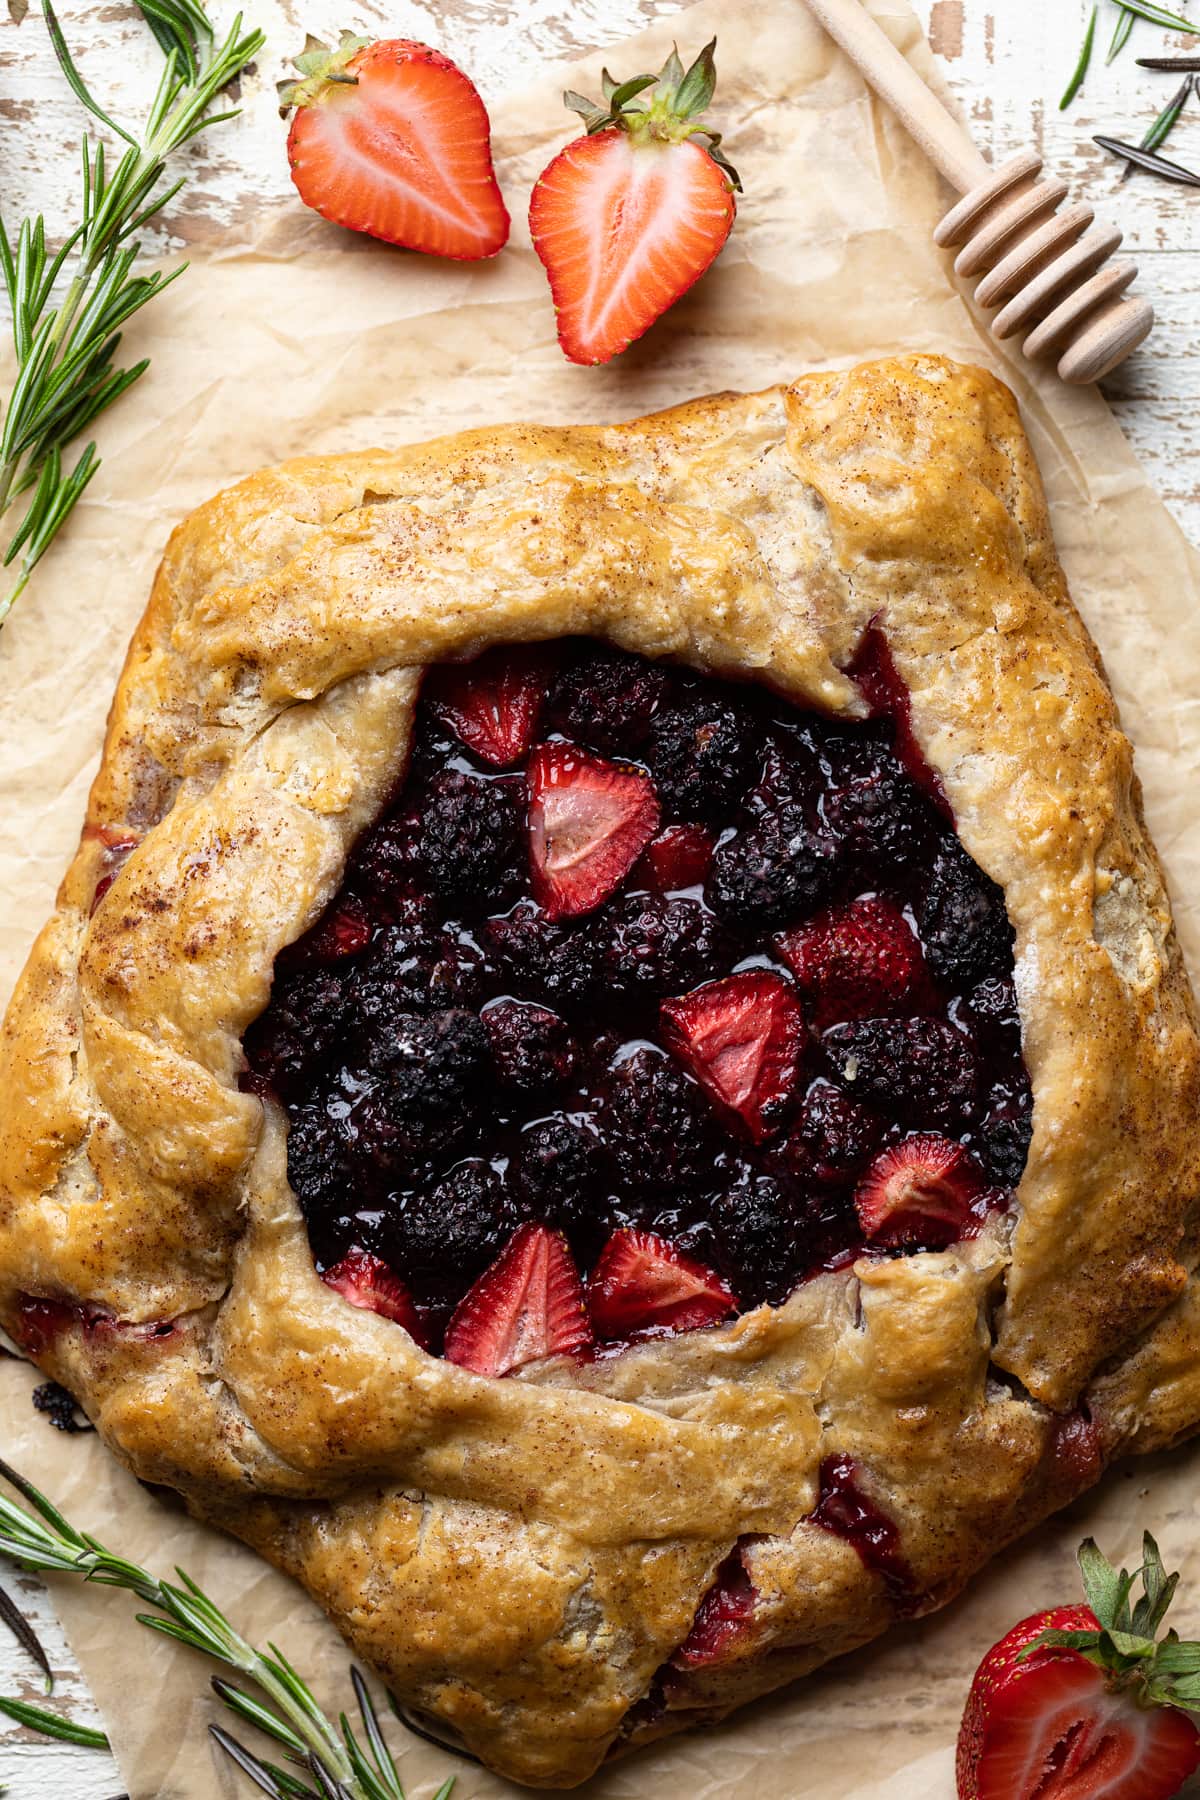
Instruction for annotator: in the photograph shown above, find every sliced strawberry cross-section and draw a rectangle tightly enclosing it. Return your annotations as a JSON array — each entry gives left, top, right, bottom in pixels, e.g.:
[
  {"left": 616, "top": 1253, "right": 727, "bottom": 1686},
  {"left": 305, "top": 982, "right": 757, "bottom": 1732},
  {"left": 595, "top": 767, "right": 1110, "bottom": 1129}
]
[
  {"left": 671, "top": 1548, "right": 757, "bottom": 1669},
  {"left": 855, "top": 1135, "right": 984, "bottom": 1248},
  {"left": 527, "top": 742, "right": 659, "bottom": 920},
  {"left": 588, "top": 1228, "right": 735, "bottom": 1341},
  {"left": 322, "top": 1248, "right": 423, "bottom": 1337},
  {"left": 660, "top": 970, "right": 804, "bottom": 1143},
  {"left": 286, "top": 897, "right": 373, "bottom": 968},
  {"left": 776, "top": 896, "right": 932, "bottom": 1032},
  {"left": 427, "top": 646, "right": 549, "bottom": 769},
  {"left": 443, "top": 1222, "right": 591, "bottom": 1377}
]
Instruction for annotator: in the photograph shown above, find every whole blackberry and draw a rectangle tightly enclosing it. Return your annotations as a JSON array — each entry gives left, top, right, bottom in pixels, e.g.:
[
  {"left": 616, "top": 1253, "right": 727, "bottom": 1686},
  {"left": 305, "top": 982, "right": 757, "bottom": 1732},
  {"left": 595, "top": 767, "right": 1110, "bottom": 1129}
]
[
  {"left": 647, "top": 690, "right": 760, "bottom": 822},
  {"left": 514, "top": 1115, "right": 610, "bottom": 1233},
  {"left": 919, "top": 838, "right": 1013, "bottom": 989},
  {"left": 823, "top": 1017, "right": 978, "bottom": 1129},
  {"left": 789, "top": 1081, "right": 884, "bottom": 1185},
  {"left": 353, "top": 919, "right": 483, "bottom": 1021},
  {"left": 714, "top": 1173, "right": 799, "bottom": 1305},
  {"left": 547, "top": 643, "right": 667, "bottom": 752},
  {"left": 483, "top": 998, "right": 577, "bottom": 1094},
  {"left": 415, "top": 768, "right": 523, "bottom": 909},
  {"left": 346, "top": 810, "right": 421, "bottom": 906},
  {"left": 973, "top": 1076, "right": 1034, "bottom": 1187},
  {"left": 707, "top": 806, "right": 838, "bottom": 929},
  {"left": 603, "top": 893, "right": 728, "bottom": 997},
  {"left": 484, "top": 902, "right": 601, "bottom": 1009},
  {"left": 286, "top": 1102, "right": 355, "bottom": 1215},
  {"left": 962, "top": 975, "right": 1021, "bottom": 1041},
  {"left": 244, "top": 965, "right": 354, "bottom": 1095},
  {"left": 821, "top": 735, "right": 933, "bottom": 870},
  {"left": 386, "top": 1160, "right": 513, "bottom": 1291},
  {"left": 348, "top": 1009, "right": 490, "bottom": 1164},
  {"left": 598, "top": 1048, "right": 714, "bottom": 1190}
]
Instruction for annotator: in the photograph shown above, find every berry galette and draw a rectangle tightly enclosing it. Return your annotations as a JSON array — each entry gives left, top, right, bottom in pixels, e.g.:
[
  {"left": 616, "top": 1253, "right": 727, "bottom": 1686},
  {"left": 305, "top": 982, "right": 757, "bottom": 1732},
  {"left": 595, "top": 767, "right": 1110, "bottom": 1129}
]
[{"left": 2, "top": 356, "right": 1199, "bottom": 1787}]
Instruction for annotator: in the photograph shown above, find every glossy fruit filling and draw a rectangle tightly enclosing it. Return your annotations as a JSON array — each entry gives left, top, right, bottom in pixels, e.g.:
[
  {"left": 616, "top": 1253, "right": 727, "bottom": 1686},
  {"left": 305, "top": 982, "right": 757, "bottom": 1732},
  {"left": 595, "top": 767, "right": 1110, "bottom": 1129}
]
[{"left": 241, "top": 637, "right": 1032, "bottom": 1368}]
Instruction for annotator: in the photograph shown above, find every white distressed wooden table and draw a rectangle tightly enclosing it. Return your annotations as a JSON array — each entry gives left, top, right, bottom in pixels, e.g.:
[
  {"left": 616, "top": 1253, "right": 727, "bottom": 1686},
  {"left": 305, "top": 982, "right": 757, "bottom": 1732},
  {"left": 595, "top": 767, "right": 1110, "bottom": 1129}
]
[{"left": 2, "top": 0, "right": 1200, "bottom": 1793}]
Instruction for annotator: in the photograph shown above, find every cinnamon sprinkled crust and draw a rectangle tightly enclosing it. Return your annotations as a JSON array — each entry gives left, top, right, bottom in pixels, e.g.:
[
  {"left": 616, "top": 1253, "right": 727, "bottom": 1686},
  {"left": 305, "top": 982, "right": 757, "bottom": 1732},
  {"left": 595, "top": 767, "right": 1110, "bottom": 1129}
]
[{"left": 2, "top": 355, "right": 1199, "bottom": 1787}]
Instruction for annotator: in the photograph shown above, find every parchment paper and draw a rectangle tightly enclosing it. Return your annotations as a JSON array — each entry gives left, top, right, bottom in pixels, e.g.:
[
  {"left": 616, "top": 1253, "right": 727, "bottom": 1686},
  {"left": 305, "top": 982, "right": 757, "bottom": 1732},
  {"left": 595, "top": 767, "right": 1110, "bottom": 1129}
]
[{"left": 4, "top": 1, "right": 1200, "bottom": 1794}]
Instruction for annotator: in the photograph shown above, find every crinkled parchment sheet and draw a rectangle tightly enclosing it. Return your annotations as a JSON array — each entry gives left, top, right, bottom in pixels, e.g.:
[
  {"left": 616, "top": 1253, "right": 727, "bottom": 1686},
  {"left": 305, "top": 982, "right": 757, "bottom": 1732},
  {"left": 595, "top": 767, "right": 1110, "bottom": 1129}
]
[{"left": 3, "top": 1, "right": 1200, "bottom": 1795}]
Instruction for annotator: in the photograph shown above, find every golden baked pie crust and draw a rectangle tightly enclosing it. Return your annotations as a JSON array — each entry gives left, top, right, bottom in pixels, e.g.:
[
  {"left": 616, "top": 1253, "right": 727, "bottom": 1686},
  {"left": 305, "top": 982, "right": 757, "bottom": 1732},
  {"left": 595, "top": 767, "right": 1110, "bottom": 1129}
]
[{"left": 2, "top": 354, "right": 1199, "bottom": 1786}]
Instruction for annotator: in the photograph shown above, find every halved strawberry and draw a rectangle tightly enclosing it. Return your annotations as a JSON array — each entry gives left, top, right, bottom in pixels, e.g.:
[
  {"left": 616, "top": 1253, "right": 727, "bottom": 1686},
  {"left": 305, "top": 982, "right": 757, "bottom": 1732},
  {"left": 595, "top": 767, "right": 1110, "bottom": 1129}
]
[
  {"left": 634, "top": 822, "right": 715, "bottom": 893},
  {"left": 426, "top": 647, "right": 549, "bottom": 768},
  {"left": 322, "top": 1248, "right": 422, "bottom": 1336},
  {"left": 529, "top": 41, "right": 738, "bottom": 365},
  {"left": 855, "top": 1135, "right": 983, "bottom": 1247},
  {"left": 527, "top": 742, "right": 659, "bottom": 919},
  {"left": 671, "top": 1549, "right": 756, "bottom": 1669},
  {"left": 777, "top": 896, "right": 933, "bottom": 1031},
  {"left": 958, "top": 1531, "right": 1200, "bottom": 1800},
  {"left": 589, "top": 1228, "right": 735, "bottom": 1340},
  {"left": 281, "top": 34, "right": 510, "bottom": 260},
  {"left": 443, "top": 1223, "right": 591, "bottom": 1377},
  {"left": 660, "top": 970, "right": 804, "bottom": 1143}
]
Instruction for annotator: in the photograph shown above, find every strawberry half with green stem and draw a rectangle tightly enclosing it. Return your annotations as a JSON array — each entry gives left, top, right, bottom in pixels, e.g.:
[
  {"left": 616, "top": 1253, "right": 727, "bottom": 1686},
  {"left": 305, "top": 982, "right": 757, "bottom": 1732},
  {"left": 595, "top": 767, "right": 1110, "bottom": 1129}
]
[
  {"left": 529, "top": 40, "right": 739, "bottom": 365},
  {"left": 280, "top": 32, "right": 510, "bottom": 260},
  {"left": 957, "top": 1533, "right": 1200, "bottom": 1799}
]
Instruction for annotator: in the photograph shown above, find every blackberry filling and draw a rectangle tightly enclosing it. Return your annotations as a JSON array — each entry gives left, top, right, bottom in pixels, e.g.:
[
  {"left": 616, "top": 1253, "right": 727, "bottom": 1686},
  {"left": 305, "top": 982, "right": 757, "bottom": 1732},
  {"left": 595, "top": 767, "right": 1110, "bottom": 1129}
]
[{"left": 242, "top": 637, "right": 1033, "bottom": 1366}]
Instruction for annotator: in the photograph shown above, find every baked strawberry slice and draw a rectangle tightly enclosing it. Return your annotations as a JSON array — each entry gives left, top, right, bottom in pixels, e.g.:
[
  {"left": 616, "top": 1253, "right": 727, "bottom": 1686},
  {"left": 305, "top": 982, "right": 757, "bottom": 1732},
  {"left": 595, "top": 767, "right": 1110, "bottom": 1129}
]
[
  {"left": 287, "top": 897, "right": 372, "bottom": 967},
  {"left": 444, "top": 1223, "right": 591, "bottom": 1377},
  {"left": 855, "top": 1135, "right": 984, "bottom": 1248},
  {"left": 671, "top": 1549, "right": 756, "bottom": 1669},
  {"left": 957, "top": 1533, "right": 1200, "bottom": 1799},
  {"left": 529, "top": 41, "right": 738, "bottom": 365},
  {"left": 322, "top": 1248, "right": 422, "bottom": 1336},
  {"left": 589, "top": 1228, "right": 735, "bottom": 1340},
  {"left": 281, "top": 34, "right": 510, "bottom": 260},
  {"left": 777, "top": 896, "right": 933, "bottom": 1031},
  {"left": 426, "top": 647, "right": 549, "bottom": 768},
  {"left": 527, "top": 743, "right": 659, "bottom": 919},
  {"left": 660, "top": 970, "right": 804, "bottom": 1143},
  {"left": 634, "top": 822, "right": 716, "bottom": 893}
]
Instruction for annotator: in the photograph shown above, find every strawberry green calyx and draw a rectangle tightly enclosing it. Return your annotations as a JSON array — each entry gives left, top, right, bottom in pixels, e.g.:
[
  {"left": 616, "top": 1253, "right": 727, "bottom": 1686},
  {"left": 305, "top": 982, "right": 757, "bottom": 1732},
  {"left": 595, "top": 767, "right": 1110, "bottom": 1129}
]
[
  {"left": 277, "top": 31, "right": 371, "bottom": 116},
  {"left": 562, "top": 39, "right": 741, "bottom": 190},
  {"left": 1027, "top": 1533, "right": 1200, "bottom": 1714}
]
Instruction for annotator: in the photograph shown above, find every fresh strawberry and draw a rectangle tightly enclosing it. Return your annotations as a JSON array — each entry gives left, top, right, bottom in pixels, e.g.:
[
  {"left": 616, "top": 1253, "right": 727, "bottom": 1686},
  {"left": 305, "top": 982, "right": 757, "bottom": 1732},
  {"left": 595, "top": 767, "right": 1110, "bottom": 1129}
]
[
  {"left": 957, "top": 1533, "right": 1200, "bottom": 1800},
  {"left": 660, "top": 970, "right": 804, "bottom": 1143},
  {"left": 634, "top": 822, "right": 716, "bottom": 893},
  {"left": 526, "top": 742, "right": 659, "bottom": 919},
  {"left": 529, "top": 40, "right": 739, "bottom": 365},
  {"left": 443, "top": 1222, "right": 591, "bottom": 1377},
  {"left": 855, "top": 1135, "right": 984, "bottom": 1247},
  {"left": 776, "top": 897, "right": 933, "bottom": 1031},
  {"left": 426, "top": 646, "right": 548, "bottom": 767},
  {"left": 671, "top": 1550, "right": 756, "bottom": 1669},
  {"left": 322, "top": 1248, "right": 422, "bottom": 1336},
  {"left": 280, "top": 33, "right": 510, "bottom": 260},
  {"left": 589, "top": 1228, "right": 735, "bottom": 1340}
]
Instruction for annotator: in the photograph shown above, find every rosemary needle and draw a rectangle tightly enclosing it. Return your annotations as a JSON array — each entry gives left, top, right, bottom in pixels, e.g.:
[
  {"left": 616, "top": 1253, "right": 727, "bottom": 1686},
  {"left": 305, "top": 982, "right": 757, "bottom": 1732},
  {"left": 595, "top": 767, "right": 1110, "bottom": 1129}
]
[
  {"left": 1094, "top": 131, "right": 1200, "bottom": 182},
  {"left": 1062, "top": 6, "right": 1099, "bottom": 108},
  {"left": 1124, "top": 72, "right": 1195, "bottom": 179},
  {"left": 1114, "top": 0, "right": 1199, "bottom": 31},
  {"left": 1137, "top": 54, "right": 1200, "bottom": 67},
  {"left": 1108, "top": 8, "right": 1137, "bottom": 65}
]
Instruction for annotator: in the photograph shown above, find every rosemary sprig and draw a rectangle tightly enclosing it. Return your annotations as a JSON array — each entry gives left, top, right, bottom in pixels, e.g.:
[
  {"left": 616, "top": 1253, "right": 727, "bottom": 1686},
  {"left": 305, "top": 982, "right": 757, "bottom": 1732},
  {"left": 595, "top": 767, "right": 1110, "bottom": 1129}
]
[
  {"left": 1062, "top": 5, "right": 1099, "bottom": 108},
  {"left": 0, "top": 1457, "right": 454, "bottom": 1800},
  {"left": 0, "top": 1, "right": 263, "bottom": 628},
  {"left": 0, "top": 1578, "right": 53, "bottom": 1689}
]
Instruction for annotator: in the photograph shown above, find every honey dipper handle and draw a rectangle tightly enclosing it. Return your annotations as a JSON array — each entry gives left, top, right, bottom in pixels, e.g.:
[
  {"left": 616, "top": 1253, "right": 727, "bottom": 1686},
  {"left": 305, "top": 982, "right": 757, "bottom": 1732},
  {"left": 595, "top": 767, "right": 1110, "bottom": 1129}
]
[{"left": 802, "top": 0, "right": 991, "bottom": 195}]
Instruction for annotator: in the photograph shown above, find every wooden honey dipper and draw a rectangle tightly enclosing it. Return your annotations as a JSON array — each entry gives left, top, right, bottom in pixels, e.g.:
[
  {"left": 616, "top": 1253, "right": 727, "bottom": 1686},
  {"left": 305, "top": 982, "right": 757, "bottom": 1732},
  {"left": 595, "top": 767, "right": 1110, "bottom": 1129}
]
[{"left": 801, "top": 0, "right": 1155, "bottom": 383}]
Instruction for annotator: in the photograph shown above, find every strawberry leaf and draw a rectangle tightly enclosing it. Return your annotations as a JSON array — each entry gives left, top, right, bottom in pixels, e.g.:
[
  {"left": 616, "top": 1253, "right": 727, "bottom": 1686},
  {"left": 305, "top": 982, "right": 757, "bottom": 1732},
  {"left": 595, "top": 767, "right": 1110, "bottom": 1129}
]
[{"left": 674, "top": 39, "right": 718, "bottom": 119}]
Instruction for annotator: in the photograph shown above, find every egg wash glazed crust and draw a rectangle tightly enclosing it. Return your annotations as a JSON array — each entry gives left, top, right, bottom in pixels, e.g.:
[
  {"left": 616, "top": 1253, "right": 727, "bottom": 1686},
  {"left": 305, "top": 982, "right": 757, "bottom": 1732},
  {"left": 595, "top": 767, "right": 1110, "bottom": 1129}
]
[{"left": 2, "top": 355, "right": 1200, "bottom": 1788}]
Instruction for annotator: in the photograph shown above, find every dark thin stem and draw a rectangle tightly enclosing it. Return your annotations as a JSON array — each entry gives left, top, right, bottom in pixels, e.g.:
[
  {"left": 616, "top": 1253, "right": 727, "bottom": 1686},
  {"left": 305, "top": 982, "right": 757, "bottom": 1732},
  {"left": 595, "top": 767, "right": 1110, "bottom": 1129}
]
[{"left": 1094, "top": 132, "right": 1200, "bottom": 183}]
